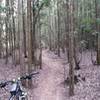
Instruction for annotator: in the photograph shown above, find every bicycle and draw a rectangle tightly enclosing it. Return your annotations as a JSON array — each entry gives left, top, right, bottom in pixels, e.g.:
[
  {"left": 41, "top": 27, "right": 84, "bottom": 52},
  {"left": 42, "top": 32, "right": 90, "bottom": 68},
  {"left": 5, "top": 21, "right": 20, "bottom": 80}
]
[{"left": 0, "top": 71, "right": 39, "bottom": 100}]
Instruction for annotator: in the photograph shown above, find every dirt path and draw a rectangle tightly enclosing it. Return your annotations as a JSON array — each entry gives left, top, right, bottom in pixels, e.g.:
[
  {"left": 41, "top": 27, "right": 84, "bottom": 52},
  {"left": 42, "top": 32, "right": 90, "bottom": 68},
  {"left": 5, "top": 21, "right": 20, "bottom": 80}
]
[
  {"left": 0, "top": 50, "right": 100, "bottom": 100},
  {"left": 33, "top": 50, "right": 66, "bottom": 100},
  {"left": 0, "top": 50, "right": 67, "bottom": 100}
]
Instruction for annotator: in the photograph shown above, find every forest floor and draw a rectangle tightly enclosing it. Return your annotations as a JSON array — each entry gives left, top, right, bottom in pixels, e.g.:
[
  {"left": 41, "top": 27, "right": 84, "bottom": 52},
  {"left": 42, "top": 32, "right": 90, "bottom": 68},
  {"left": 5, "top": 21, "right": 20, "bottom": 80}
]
[{"left": 0, "top": 50, "right": 100, "bottom": 100}]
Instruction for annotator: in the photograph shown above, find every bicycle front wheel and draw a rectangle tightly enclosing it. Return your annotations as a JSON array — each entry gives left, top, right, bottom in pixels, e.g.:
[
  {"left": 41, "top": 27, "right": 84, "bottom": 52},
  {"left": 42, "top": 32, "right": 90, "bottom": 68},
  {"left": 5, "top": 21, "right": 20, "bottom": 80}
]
[{"left": 21, "top": 95, "right": 28, "bottom": 100}]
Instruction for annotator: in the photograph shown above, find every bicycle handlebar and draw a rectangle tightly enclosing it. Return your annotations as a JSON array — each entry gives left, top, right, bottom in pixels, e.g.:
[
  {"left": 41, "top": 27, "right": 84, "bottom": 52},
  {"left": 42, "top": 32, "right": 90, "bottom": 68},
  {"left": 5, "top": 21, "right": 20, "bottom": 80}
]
[
  {"left": 0, "top": 81, "right": 12, "bottom": 88},
  {"left": 0, "top": 82, "right": 6, "bottom": 88},
  {"left": 0, "top": 71, "right": 39, "bottom": 88},
  {"left": 20, "top": 72, "right": 39, "bottom": 80}
]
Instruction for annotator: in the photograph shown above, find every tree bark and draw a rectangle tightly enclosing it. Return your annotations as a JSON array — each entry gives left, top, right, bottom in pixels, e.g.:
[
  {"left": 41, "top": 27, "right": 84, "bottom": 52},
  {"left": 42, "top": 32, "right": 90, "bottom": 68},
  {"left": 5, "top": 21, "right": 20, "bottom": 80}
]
[
  {"left": 27, "top": 0, "right": 33, "bottom": 88},
  {"left": 68, "top": 0, "right": 75, "bottom": 96}
]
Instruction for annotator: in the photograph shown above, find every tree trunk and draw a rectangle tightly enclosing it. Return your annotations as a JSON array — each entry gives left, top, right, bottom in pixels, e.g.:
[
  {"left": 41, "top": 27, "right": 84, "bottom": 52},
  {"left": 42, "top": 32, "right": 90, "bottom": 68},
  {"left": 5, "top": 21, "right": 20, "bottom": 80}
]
[
  {"left": 0, "top": 12, "right": 2, "bottom": 58},
  {"left": 57, "top": 1, "right": 60, "bottom": 57},
  {"left": 22, "top": 0, "right": 27, "bottom": 58},
  {"left": 18, "top": 0, "right": 25, "bottom": 86},
  {"left": 68, "top": 0, "right": 75, "bottom": 96},
  {"left": 95, "top": 0, "right": 100, "bottom": 64},
  {"left": 27, "top": 0, "right": 33, "bottom": 88},
  {"left": 5, "top": 0, "right": 9, "bottom": 64}
]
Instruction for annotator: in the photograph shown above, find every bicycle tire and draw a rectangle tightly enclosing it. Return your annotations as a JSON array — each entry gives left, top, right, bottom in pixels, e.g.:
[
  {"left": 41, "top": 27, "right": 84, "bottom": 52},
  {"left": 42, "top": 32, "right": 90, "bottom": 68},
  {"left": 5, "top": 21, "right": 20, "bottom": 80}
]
[{"left": 21, "top": 95, "right": 28, "bottom": 100}]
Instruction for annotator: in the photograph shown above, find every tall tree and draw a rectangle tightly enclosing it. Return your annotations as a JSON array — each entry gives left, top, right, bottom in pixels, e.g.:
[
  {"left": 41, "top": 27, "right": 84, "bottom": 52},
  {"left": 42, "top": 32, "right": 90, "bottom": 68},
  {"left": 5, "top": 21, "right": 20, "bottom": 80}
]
[
  {"left": 68, "top": 0, "right": 75, "bottom": 96},
  {"left": 5, "top": 0, "right": 9, "bottom": 64},
  {"left": 18, "top": 0, "right": 25, "bottom": 83},
  {"left": 27, "top": 0, "right": 33, "bottom": 88},
  {"left": 95, "top": 0, "right": 100, "bottom": 64}
]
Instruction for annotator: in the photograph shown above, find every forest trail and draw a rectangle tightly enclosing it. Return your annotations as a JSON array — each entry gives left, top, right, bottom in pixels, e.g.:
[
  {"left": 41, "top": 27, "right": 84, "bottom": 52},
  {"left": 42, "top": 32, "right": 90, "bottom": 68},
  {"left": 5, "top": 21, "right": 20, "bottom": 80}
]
[
  {"left": 33, "top": 50, "right": 66, "bottom": 100},
  {"left": 0, "top": 50, "right": 100, "bottom": 100},
  {"left": 0, "top": 50, "right": 67, "bottom": 100}
]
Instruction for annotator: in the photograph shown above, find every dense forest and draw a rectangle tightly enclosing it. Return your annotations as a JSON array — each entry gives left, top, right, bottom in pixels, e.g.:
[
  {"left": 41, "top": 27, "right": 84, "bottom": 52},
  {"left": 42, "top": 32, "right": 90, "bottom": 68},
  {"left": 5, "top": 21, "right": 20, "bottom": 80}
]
[{"left": 0, "top": 0, "right": 100, "bottom": 100}]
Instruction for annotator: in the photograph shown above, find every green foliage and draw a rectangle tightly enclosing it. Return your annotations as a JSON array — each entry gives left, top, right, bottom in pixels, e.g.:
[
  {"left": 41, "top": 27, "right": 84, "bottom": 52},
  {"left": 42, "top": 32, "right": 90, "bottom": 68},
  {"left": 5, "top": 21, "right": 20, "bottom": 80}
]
[
  {"left": 84, "top": 25, "right": 92, "bottom": 33},
  {"left": 81, "top": 17, "right": 94, "bottom": 25},
  {"left": 40, "top": 0, "right": 51, "bottom": 7},
  {"left": 40, "top": 13, "right": 47, "bottom": 18},
  {"left": 0, "top": 4, "right": 10, "bottom": 14},
  {"left": 0, "top": 5, "right": 6, "bottom": 13},
  {"left": 80, "top": 17, "right": 95, "bottom": 34},
  {"left": 96, "top": 18, "right": 100, "bottom": 25},
  {"left": 97, "top": 0, "right": 100, "bottom": 4},
  {"left": 33, "top": 0, "right": 51, "bottom": 13}
]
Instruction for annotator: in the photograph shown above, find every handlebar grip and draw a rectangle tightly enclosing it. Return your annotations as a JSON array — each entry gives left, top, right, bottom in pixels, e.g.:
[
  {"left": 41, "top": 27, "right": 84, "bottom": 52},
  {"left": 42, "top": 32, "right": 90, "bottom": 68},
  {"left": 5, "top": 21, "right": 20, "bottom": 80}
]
[
  {"left": 0, "top": 80, "right": 13, "bottom": 88},
  {"left": 0, "top": 82, "right": 7, "bottom": 88}
]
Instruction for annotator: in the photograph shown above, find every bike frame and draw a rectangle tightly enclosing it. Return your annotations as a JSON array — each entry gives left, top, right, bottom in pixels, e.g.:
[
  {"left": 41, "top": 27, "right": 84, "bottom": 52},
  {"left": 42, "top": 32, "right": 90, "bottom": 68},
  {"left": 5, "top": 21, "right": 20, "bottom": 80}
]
[
  {"left": 0, "top": 71, "right": 39, "bottom": 100},
  {"left": 9, "top": 80, "right": 27, "bottom": 100}
]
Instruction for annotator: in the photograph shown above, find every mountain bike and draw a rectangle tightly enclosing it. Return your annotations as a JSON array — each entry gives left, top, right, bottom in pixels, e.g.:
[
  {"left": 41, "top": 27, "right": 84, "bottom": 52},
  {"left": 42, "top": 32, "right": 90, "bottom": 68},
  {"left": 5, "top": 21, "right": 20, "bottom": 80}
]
[{"left": 0, "top": 71, "right": 39, "bottom": 100}]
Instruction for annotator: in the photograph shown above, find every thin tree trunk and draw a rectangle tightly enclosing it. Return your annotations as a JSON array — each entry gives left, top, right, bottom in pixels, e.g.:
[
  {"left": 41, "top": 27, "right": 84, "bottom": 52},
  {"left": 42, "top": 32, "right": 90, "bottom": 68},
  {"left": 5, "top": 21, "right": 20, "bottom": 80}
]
[
  {"left": 27, "top": 0, "right": 33, "bottom": 88},
  {"left": 68, "top": 0, "right": 75, "bottom": 96},
  {"left": 22, "top": 0, "right": 27, "bottom": 58},
  {"left": 18, "top": 0, "right": 25, "bottom": 85},
  {"left": 57, "top": 1, "right": 60, "bottom": 57},
  {"left": 5, "top": 0, "right": 9, "bottom": 64},
  {"left": 95, "top": 0, "right": 100, "bottom": 64}
]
